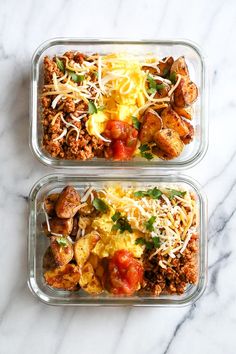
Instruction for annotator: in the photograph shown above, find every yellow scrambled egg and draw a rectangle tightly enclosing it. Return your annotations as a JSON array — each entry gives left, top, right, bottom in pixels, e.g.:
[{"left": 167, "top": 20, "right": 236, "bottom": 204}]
[
  {"left": 88, "top": 53, "right": 147, "bottom": 139},
  {"left": 91, "top": 208, "right": 144, "bottom": 258}
]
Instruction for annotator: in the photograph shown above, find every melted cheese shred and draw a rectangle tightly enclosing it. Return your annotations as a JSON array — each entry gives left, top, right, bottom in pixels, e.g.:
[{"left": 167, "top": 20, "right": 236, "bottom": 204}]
[{"left": 97, "top": 185, "right": 198, "bottom": 261}]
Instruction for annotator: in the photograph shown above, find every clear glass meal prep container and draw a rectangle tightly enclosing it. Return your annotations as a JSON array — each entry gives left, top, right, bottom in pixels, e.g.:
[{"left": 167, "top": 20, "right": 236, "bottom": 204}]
[
  {"left": 28, "top": 173, "right": 207, "bottom": 307},
  {"left": 30, "top": 38, "right": 208, "bottom": 170}
]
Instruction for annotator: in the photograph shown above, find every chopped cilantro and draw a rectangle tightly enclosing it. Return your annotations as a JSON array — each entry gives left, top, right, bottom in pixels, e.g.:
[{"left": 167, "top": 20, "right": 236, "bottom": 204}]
[
  {"left": 143, "top": 152, "right": 154, "bottom": 160},
  {"left": 88, "top": 100, "right": 98, "bottom": 114},
  {"left": 132, "top": 116, "right": 140, "bottom": 130},
  {"left": 147, "top": 74, "right": 165, "bottom": 94},
  {"left": 135, "top": 237, "right": 146, "bottom": 245},
  {"left": 153, "top": 236, "right": 160, "bottom": 248},
  {"left": 167, "top": 189, "right": 186, "bottom": 200},
  {"left": 92, "top": 198, "right": 108, "bottom": 212},
  {"left": 55, "top": 57, "right": 65, "bottom": 72},
  {"left": 111, "top": 214, "right": 132, "bottom": 234},
  {"left": 144, "top": 216, "right": 156, "bottom": 232},
  {"left": 139, "top": 144, "right": 150, "bottom": 153},
  {"left": 134, "top": 187, "right": 162, "bottom": 200},
  {"left": 169, "top": 72, "right": 177, "bottom": 84},
  {"left": 147, "top": 74, "right": 157, "bottom": 90},
  {"left": 135, "top": 236, "right": 160, "bottom": 250},
  {"left": 139, "top": 144, "right": 154, "bottom": 160},
  {"left": 111, "top": 211, "right": 121, "bottom": 222},
  {"left": 56, "top": 237, "right": 67, "bottom": 247},
  {"left": 67, "top": 70, "right": 84, "bottom": 83}
]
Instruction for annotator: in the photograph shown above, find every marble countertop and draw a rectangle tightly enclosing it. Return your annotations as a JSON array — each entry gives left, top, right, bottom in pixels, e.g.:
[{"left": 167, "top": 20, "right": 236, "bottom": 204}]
[{"left": 1, "top": 0, "right": 236, "bottom": 353}]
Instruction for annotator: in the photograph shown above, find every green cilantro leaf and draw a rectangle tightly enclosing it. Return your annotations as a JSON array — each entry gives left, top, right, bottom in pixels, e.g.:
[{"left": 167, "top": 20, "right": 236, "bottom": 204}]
[
  {"left": 147, "top": 74, "right": 157, "bottom": 90},
  {"left": 111, "top": 211, "right": 121, "bottom": 222},
  {"left": 56, "top": 237, "right": 68, "bottom": 247},
  {"left": 153, "top": 236, "right": 160, "bottom": 248},
  {"left": 139, "top": 144, "right": 150, "bottom": 153},
  {"left": 169, "top": 72, "right": 177, "bottom": 84},
  {"left": 56, "top": 57, "right": 65, "bottom": 72},
  {"left": 146, "top": 187, "right": 162, "bottom": 199},
  {"left": 135, "top": 237, "right": 160, "bottom": 250},
  {"left": 147, "top": 87, "right": 157, "bottom": 95},
  {"left": 167, "top": 189, "right": 186, "bottom": 200},
  {"left": 142, "top": 152, "right": 154, "bottom": 160},
  {"left": 139, "top": 144, "right": 154, "bottom": 160},
  {"left": 135, "top": 237, "right": 146, "bottom": 245},
  {"left": 144, "top": 216, "right": 157, "bottom": 232},
  {"left": 134, "top": 187, "right": 162, "bottom": 199},
  {"left": 145, "top": 241, "right": 154, "bottom": 250},
  {"left": 111, "top": 214, "right": 132, "bottom": 234},
  {"left": 92, "top": 198, "right": 108, "bottom": 212},
  {"left": 155, "top": 83, "right": 165, "bottom": 91},
  {"left": 132, "top": 116, "right": 140, "bottom": 130},
  {"left": 67, "top": 70, "right": 84, "bottom": 83},
  {"left": 147, "top": 74, "right": 165, "bottom": 94},
  {"left": 88, "top": 100, "right": 98, "bottom": 114}
]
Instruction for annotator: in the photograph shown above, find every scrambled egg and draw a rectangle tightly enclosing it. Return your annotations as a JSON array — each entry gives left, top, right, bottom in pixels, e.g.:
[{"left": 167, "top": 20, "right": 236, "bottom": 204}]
[
  {"left": 89, "top": 53, "right": 147, "bottom": 135},
  {"left": 91, "top": 209, "right": 144, "bottom": 258},
  {"left": 86, "top": 111, "right": 108, "bottom": 136}
]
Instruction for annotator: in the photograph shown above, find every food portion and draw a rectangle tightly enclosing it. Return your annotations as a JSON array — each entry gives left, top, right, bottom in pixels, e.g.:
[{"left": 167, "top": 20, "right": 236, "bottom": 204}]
[
  {"left": 41, "top": 52, "right": 198, "bottom": 161},
  {"left": 41, "top": 184, "right": 199, "bottom": 296}
]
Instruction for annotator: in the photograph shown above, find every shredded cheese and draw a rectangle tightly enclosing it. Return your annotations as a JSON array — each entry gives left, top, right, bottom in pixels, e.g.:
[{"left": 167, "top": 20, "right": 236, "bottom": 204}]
[
  {"left": 81, "top": 186, "right": 94, "bottom": 203},
  {"left": 168, "top": 74, "right": 181, "bottom": 97},
  {"left": 53, "top": 128, "right": 67, "bottom": 141},
  {"left": 96, "top": 185, "right": 197, "bottom": 258}
]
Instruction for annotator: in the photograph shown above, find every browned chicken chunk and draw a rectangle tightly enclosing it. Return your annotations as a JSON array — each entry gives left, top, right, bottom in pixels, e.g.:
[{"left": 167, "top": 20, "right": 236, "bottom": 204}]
[
  {"left": 45, "top": 216, "right": 73, "bottom": 236},
  {"left": 139, "top": 109, "right": 162, "bottom": 144},
  {"left": 161, "top": 107, "right": 189, "bottom": 138},
  {"left": 172, "top": 104, "right": 193, "bottom": 120},
  {"left": 55, "top": 186, "right": 81, "bottom": 218},
  {"left": 44, "top": 264, "right": 81, "bottom": 290},
  {"left": 79, "top": 192, "right": 97, "bottom": 216},
  {"left": 174, "top": 77, "right": 198, "bottom": 107},
  {"left": 50, "top": 236, "right": 74, "bottom": 266},
  {"left": 171, "top": 56, "right": 189, "bottom": 77},
  {"left": 44, "top": 193, "right": 59, "bottom": 216},
  {"left": 43, "top": 247, "right": 57, "bottom": 271},
  {"left": 154, "top": 128, "right": 184, "bottom": 158},
  {"left": 158, "top": 57, "right": 174, "bottom": 77},
  {"left": 181, "top": 120, "right": 194, "bottom": 144}
]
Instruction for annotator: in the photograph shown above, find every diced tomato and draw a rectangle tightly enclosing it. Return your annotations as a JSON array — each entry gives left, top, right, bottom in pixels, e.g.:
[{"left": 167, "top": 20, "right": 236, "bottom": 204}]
[
  {"left": 108, "top": 250, "right": 143, "bottom": 295},
  {"left": 104, "top": 120, "right": 138, "bottom": 161}
]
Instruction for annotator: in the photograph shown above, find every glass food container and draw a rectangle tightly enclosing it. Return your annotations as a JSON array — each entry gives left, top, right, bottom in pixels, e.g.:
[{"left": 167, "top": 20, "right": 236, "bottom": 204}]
[
  {"left": 28, "top": 173, "right": 207, "bottom": 307},
  {"left": 30, "top": 38, "right": 208, "bottom": 170}
]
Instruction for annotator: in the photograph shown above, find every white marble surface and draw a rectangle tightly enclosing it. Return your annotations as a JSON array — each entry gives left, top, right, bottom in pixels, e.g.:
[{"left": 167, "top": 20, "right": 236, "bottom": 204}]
[{"left": 0, "top": 0, "right": 236, "bottom": 353}]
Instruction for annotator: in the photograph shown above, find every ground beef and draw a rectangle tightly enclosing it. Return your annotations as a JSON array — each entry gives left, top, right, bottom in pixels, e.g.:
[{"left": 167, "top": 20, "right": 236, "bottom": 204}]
[
  {"left": 44, "top": 56, "right": 63, "bottom": 84},
  {"left": 140, "top": 234, "right": 198, "bottom": 295},
  {"left": 41, "top": 51, "right": 105, "bottom": 160},
  {"left": 64, "top": 98, "right": 75, "bottom": 113}
]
